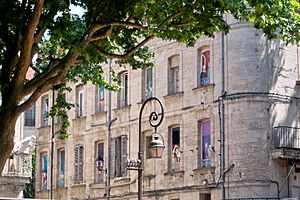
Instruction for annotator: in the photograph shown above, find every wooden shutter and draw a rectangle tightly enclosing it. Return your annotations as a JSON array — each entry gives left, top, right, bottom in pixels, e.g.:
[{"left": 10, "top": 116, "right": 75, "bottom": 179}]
[
  {"left": 74, "top": 145, "right": 84, "bottom": 184},
  {"left": 74, "top": 146, "right": 79, "bottom": 184},
  {"left": 110, "top": 138, "right": 116, "bottom": 178},
  {"left": 79, "top": 145, "right": 84, "bottom": 183},
  {"left": 121, "top": 135, "right": 128, "bottom": 177},
  {"left": 115, "top": 137, "right": 121, "bottom": 177}
]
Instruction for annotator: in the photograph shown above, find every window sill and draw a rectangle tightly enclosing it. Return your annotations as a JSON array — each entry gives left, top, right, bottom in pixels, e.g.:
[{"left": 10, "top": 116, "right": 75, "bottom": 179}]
[
  {"left": 192, "top": 83, "right": 215, "bottom": 91},
  {"left": 193, "top": 166, "right": 215, "bottom": 175},
  {"left": 164, "top": 170, "right": 185, "bottom": 177},
  {"left": 72, "top": 116, "right": 87, "bottom": 121},
  {"left": 163, "top": 92, "right": 184, "bottom": 99},
  {"left": 70, "top": 183, "right": 86, "bottom": 188},
  {"left": 89, "top": 183, "right": 106, "bottom": 189},
  {"left": 92, "top": 111, "right": 107, "bottom": 117},
  {"left": 113, "top": 104, "right": 131, "bottom": 111},
  {"left": 37, "top": 125, "right": 50, "bottom": 130}
]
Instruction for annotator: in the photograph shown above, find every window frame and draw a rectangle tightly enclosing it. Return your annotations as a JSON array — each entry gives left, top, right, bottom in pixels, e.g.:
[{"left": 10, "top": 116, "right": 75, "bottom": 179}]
[
  {"left": 57, "top": 149, "right": 65, "bottom": 188},
  {"left": 168, "top": 55, "right": 180, "bottom": 94},
  {"left": 169, "top": 126, "right": 181, "bottom": 172},
  {"left": 198, "top": 119, "right": 211, "bottom": 168},
  {"left": 24, "top": 103, "right": 36, "bottom": 126},
  {"left": 96, "top": 85, "right": 105, "bottom": 113},
  {"left": 41, "top": 153, "right": 48, "bottom": 190},
  {"left": 41, "top": 96, "right": 49, "bottom": 126},
  {"left": 118, "top": 71, "right": 128, "bottom": 108},
  {"left": 142, "top": 67, "right": 153, "bottom": 100},
  {"left": 197, "top": 46, "right": 211, "bottom": 87},
  {"left": 76, "top": 85, "right": 85, "bottom": 118},
  {"left": 95, "top": 141, "right": 104, "bottom": 183},
  {"left": 74, "top": 144, "right": 84, "bottom": 184}
]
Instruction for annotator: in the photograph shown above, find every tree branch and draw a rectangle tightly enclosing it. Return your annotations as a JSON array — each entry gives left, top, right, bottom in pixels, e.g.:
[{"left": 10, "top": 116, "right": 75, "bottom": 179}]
[
  {"left": 14, "top": 0, "right": 44, "bottom": 88},
  {"left": 93, "top": 36, "right": 154, "bottom": 59},
  {"left": 91, "top": 26, "right": 113, "bottom": 41},
  {"left": 16, "top": 74, "right": 65, "bottom": 116}
]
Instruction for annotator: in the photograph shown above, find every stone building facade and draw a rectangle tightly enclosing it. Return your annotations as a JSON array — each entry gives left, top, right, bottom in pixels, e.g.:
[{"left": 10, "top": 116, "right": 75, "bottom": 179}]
[{"left": 35, "top": 18, "right": 300, "bottom": 200}]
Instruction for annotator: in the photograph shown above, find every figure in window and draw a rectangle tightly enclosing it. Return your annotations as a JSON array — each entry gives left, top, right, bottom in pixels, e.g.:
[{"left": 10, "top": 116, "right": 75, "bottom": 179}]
[
  {"left": 200, "top": 50, "right": 210, "bottom": 87},
  {"left": 202, "top": 142, "right": 211, "bottom": 168},
  {"left": 172, "top": 145, "right": 182, "bottom": 172}
]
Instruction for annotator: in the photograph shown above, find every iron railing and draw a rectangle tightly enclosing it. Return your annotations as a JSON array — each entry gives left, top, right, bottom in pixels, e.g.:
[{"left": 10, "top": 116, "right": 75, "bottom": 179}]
[{"left": 272, "top": 126, "right": 300, "bottom": 149}]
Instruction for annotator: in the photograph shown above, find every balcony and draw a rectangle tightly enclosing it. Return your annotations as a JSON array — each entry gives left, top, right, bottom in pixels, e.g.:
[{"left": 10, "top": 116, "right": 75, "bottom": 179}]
[{"left": 271, "top": 126, "right": 300, "bottom": 160}]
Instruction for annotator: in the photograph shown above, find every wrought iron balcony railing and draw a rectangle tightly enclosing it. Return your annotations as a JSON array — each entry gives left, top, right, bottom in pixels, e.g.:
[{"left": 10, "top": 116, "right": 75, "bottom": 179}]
[{"left": 272, "top": 126, "right": 300, "bottom": 149}]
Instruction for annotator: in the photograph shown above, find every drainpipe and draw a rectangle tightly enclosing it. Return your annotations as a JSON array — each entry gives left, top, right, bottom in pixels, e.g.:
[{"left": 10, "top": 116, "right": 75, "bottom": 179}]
[
  {"left": 106, "top": 59, "right": 117, "bottom": 199},
  {"left": 220, "top": 30, "right": 226, "bottom": 200},
  {"left": 50, "top": 89, "right": 55, "bottom": 199}
]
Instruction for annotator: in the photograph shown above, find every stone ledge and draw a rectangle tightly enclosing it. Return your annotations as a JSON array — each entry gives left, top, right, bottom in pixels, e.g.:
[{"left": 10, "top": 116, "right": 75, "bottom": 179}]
[
  {"left": 89, "top": 183, "right": 106, "bottom": 189},
  {"left": 193, "top": 166, "right": 215, "bottom": 175},
  {"left": 164, "top": 170, "right": 185, "bottom": 177},
  {"left": 192, "top": 83, "right": 215, "bottom": 92},
  {"left": 163, "top": 92, "right": 184, "bottom": 99}
]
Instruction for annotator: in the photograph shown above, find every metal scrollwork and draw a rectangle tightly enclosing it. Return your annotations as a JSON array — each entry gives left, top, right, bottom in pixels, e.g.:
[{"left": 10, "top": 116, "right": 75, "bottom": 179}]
[{"left": 140, "top": 97, "right": 164, "bottom": 131}]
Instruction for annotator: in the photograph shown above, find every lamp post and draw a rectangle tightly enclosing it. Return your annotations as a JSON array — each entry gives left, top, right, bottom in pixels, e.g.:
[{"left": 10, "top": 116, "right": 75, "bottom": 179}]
[
  {"left": 95, "top": 156, "right": 105, "bottom": 183},
  {"left": 127, "top": 97, "right": 165, "bottom": 200}
]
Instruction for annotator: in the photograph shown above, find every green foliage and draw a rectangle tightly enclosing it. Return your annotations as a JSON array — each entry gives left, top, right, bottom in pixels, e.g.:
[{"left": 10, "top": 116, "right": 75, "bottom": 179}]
[
  {"left": 49, "top": 84, "right": 74, "bottom": 140},
  {"left": 23, "top": 153, "right": 35, "bottom": 198}
]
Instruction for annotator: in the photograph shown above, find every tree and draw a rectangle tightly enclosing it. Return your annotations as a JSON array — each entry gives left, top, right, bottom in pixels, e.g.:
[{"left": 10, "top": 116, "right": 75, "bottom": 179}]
[{"left": 0, "top": 0, "right": 299, "bottom": 172}]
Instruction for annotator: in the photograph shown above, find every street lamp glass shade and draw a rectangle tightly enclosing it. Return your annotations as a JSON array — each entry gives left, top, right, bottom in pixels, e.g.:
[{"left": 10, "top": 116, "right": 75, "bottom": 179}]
[{"left": 149, "top": 136, "right": 165, "bottom": 158}]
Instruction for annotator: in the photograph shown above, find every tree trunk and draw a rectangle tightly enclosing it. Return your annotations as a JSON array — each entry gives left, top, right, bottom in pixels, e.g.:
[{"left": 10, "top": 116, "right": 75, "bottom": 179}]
[{"left": 0, "top": 106, "right": 18, "bottom": 173}]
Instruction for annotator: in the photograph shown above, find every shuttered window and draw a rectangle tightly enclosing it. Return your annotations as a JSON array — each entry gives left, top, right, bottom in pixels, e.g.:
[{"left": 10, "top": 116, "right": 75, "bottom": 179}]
[
  {"left": 74, "top": 145, "right": 84, "bottom": 184},
  {"left": 110, "top": 135, "right": 127, "bottom": 178}
]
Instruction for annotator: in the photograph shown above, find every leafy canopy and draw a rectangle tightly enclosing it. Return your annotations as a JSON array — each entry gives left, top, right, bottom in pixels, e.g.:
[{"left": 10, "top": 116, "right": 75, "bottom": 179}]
[{"left": 0, "top": 0, "right": 299, "bottom": 138}]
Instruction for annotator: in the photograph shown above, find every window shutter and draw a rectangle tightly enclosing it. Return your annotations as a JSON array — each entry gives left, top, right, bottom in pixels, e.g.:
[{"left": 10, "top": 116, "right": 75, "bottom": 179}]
[
  {"left": 79, "top": 145, "right": 84, "bottom": 183},
  {"left": 110, "top": 138, "right": 116, "bottom": 178},
  {"left": 121, "top": 135, "right": 128, "bottom": 177},
  {"left": 115, "top": 137, "right": 121, "bottom": 177},
  {"left": 74, "top": 146, "right": 79, "bottom": 184}
]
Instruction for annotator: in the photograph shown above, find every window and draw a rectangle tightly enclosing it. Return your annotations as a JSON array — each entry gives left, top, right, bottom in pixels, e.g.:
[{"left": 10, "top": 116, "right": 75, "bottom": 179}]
[
  {"left": 168, "top": 55, "right": 180, "bottom": 94},
  {"left": 142, "top": 68, "right": 153, "bottom": 100},
  {"left": 96, "top": 86, "right": 105, "bottom": 113},
  {"left": 41, "top": 96, "right": 49, "bottom": 126},
  {"left": 118, "top": 71, "right": 128, "bottom": 108},
  {"left": 169, "top": 127, "right": 182, "bottom": 172},
  {"left": 198, "top": 47, "right": 210, "bottom": 87},
  {"left": 41, "top": 154, "right": 48, "bottom": 190},
  {"left": 145, "top": 136, "right": 152, "bottom": 159},
  {"left": 111, "top": 135, "right": 127, "bottom": 178},
  {"left": 95, "top": 142, "right": 104, "bottom": 183},
  {"left": 76, "top": 85, "right": 85, "bottom": 117},
  {"left": 199, "top": 193, "right": 211, "bottom": 200},
  {"left": 199, "top": 119, "right": 211, "bottom": 168},
  {"left": 57, "top": 149, "right": 65, "bottom": 188},
  {"left": 25, "top": 103, "right": 36, "bottom": 126},
  {"left": 74, "top": 144, "right": 84, "bottom": 184}
]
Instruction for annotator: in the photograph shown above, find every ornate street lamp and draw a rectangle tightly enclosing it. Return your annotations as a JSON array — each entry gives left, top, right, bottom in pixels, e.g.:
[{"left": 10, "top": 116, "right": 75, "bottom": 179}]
[
  {"left": 127, "top": 97, "right": 165, "bottom": 200},
  {"left": 149, "top": 133, "right": 165, "bottom": 158}
]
